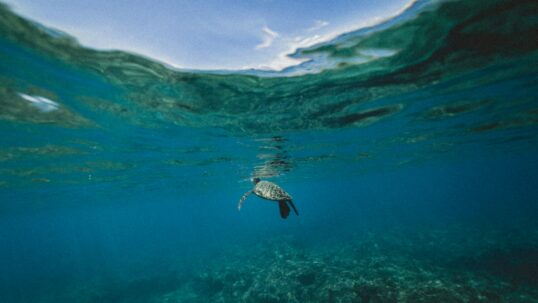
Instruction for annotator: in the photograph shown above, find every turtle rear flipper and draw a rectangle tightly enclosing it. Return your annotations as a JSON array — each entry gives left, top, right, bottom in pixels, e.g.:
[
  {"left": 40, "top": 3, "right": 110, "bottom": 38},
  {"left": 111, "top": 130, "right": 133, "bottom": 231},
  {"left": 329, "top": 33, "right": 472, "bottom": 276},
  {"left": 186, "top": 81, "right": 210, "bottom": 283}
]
[
  {"left": 278, "top": 200, "right": 290, "bottom": 219},
  {"left": 288, "top": 200, "right": 299, "bottom": 216}
]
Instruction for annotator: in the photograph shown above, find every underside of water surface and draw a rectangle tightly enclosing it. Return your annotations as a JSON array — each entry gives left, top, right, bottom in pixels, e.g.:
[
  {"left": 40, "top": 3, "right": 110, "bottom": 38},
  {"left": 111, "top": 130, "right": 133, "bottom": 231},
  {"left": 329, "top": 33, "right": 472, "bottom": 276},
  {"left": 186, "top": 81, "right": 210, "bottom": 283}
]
[{"left": 1, "top": 0, "right": 538, "bottom": 302}]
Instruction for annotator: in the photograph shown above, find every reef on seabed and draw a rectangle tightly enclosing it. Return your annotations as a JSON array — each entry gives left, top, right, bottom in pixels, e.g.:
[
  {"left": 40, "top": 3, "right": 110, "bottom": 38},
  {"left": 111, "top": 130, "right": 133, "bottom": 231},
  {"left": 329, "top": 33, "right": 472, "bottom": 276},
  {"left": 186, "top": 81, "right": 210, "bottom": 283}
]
[{"left": 151, "top": 226, "right": 538, "bottom": 303}]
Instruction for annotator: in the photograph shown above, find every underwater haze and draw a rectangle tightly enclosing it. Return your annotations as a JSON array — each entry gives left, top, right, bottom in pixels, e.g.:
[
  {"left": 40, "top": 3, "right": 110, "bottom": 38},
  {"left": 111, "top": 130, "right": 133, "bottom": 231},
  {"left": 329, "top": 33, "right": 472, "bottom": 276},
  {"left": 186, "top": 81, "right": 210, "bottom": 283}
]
[{"left": 1, "top": 0, "right": 538, "bottom": 302}]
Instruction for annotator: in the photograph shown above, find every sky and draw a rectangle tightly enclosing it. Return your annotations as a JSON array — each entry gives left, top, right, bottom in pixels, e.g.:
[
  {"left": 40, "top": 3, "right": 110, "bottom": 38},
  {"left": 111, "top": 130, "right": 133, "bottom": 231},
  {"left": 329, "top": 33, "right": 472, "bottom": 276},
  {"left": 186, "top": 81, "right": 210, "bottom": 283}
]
[{"left": 4, "top": 0, "right": 411, "bottom": 71}]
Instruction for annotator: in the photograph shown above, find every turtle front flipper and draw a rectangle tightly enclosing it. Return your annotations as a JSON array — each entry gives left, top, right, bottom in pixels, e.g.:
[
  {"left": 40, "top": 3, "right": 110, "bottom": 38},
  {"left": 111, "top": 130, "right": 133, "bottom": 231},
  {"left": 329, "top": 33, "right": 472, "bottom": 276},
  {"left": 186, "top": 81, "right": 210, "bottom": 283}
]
[
  {"left": 278, "top": 200, "right": 290, "bottom": 219},
  {"left": 238, "top": 190, "right": 253, "bottom": 211},
  {"left": 287, "top": 200, "right": 299, "bottom": 216}
]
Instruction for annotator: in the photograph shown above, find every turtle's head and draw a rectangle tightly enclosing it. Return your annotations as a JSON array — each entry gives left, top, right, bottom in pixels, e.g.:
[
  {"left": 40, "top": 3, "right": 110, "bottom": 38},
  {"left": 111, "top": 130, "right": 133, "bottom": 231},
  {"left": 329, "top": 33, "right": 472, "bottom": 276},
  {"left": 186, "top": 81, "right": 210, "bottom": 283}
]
[{"left": 251, "top": 177, "right": 261, "bottom": 184}]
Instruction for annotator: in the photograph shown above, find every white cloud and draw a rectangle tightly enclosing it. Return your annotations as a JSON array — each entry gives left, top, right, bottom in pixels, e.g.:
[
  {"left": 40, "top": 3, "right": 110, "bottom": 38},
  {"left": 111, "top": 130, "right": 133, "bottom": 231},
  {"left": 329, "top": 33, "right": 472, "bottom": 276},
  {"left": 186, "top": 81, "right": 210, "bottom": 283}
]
[
  {"left": 255, "top": 26, "right": 279, "bottom": 50},
  {"left": 294, "top": 34, "right": 324, "bottom": 46},
  {"left": 255, "top": 32, "right": 332, "bottom": 71},
  {"left": 307, "top": 20, "right": 329, "bottom": 32},
  {"left": 18, "top": 93, "right": 59, "bottom": 112}
]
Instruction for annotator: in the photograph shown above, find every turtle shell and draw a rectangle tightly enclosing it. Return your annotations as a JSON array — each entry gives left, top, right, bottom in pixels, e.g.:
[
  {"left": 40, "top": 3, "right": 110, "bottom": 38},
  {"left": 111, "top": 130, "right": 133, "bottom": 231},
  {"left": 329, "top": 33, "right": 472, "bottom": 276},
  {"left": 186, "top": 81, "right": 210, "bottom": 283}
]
[{"left": 254, "top": 180, "right": 292, "bottom": 201}]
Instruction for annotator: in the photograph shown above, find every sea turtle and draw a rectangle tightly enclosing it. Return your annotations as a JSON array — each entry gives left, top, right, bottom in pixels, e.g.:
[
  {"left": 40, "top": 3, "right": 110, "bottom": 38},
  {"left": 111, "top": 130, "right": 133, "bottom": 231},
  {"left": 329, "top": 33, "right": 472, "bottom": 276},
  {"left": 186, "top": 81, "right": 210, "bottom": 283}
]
[{"left": 238, "top": 177, "right": 299, "bottom": 219}]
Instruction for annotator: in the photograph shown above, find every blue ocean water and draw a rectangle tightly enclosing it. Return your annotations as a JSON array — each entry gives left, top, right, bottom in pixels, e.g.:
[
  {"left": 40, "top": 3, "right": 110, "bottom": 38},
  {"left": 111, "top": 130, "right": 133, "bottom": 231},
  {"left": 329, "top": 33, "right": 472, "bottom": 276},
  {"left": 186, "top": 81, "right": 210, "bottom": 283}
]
[{"left": 1, "top": 0, "right": 538, "bottom": 302}]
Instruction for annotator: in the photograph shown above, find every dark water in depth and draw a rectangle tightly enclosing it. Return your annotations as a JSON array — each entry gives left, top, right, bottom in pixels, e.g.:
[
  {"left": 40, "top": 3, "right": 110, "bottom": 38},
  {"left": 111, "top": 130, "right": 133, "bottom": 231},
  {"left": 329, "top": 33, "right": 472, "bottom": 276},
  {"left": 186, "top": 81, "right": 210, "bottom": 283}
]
[{"left": 1, "top": 0, "right": 538, "bottom": 302}]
